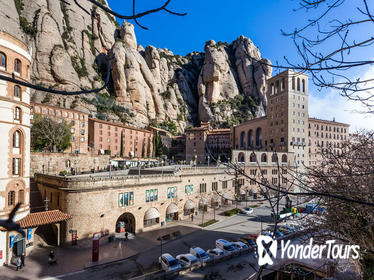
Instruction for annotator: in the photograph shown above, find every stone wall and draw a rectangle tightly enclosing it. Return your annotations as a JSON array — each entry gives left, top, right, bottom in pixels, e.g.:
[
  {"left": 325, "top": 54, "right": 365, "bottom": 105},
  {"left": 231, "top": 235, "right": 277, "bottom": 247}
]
[
  {"left": 30, "top": 152, "right": 110, "bottom": 176},
  {"left": 35, "top": 167, "right": 237, "bottom": 242}
]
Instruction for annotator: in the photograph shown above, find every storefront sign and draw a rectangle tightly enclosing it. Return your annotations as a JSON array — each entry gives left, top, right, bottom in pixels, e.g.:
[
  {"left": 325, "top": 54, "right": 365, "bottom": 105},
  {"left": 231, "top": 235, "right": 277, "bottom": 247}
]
[
  {"left": 27, "top": 229, "right": 32, "bottom": 241},
  {"left": 9, "top": 235, "right": 15, "bottom": 248}
]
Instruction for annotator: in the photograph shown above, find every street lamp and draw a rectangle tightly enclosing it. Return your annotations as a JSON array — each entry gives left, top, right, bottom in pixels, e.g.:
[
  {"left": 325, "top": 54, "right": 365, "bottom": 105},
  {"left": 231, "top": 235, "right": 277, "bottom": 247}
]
[
  {"left": 74, "top": 160, "right": 77, "bottom": 175},
  {"left": 138, "top": 159, "right": 141, "bottom": 178},
  {"left": 207, "top": 155, "right": 210, "bottom": 167},
  {"left": 93, "top": 159, "right": 96, "bottom": 173},
  {"left": 157, "top": 236, "right": 163, "bottom": 256},
  {"left": 161, "top": 160, "right": 164, "bottom": 176}
]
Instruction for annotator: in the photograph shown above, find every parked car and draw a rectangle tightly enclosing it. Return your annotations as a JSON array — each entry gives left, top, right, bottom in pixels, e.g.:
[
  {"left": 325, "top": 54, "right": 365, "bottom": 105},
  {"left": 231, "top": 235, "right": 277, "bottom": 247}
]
[
  {"left": 159, "top": 253, "right": 181, "bottom": 271},
  {"left": 215, "top": 239, "right": 237, "bottom": 255},
  {"left": 207, "top": 248, "right": 225, "bottom": 259},
  {"left": 239, "top": 237, "right": 256, "bottom": 247},
  {"left": 189, "top": 246, "right": 211, "bottom": 262},
  {"left": 232, "top": 241, "right": 249, "bottom": 251},
  {"left": 176, "top": 253, "right": 199, "bottom": 268},
  {"left": 240, "top": 207, "right": 254, "bottom": 215}
]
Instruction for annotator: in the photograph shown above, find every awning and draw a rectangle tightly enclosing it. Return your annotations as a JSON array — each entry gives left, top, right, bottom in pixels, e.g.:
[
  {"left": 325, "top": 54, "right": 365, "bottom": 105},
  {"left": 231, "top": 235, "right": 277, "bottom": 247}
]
[
  {"left": 199, "top": 198, "right": 208, "bottom": 206},
  {"left": 166, "top": 203, "right": 179, "bottom": 214},
  {"left": 223, "top": 193, "right": 230, "bottom": 200},
  {"left": 144, "top": 208, "right": 160, "bottom": 220},
  {"left": 18, "top": 210, "right": 72, "bottom": 228},
  {"left": 184, "top": 200, "right": 195, "bottom": 210}
]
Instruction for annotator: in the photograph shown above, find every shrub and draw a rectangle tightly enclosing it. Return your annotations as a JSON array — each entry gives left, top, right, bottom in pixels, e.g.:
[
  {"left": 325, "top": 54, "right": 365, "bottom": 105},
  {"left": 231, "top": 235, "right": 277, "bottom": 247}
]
[
  {"left": 223, "top": 208, "right": 241, "bottom": 216},
  {"left": 199, "top": 219, "right": 218, "bottom": 227}
]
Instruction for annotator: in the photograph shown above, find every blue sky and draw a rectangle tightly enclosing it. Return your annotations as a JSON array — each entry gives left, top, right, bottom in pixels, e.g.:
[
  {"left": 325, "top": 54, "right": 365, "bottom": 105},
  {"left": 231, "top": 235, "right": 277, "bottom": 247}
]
[{"left": 107, "top": 0, "right": 374, "bottom": 131}]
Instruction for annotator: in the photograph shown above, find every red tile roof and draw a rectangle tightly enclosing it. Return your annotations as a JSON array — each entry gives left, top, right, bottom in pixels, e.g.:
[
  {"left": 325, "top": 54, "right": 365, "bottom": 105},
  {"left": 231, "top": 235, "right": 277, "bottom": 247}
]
[{"left": 18, "top": 210, "right": 72, "bottom": 228}]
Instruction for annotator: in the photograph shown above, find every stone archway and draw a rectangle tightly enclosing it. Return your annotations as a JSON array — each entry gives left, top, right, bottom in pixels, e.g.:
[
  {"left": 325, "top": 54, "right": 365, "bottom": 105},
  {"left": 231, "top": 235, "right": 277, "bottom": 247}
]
[
  {"left": 116, "top": 212, "right": 136, "bottom": 233},
  {"left": 11, "top": 233, "right": 24, "bottom": 261},
  {"left": 166, "top": 203, "right": 179, "bottom": 222},
  {"left": 35, "top": 224, "right": 58, "bottom": 246}
]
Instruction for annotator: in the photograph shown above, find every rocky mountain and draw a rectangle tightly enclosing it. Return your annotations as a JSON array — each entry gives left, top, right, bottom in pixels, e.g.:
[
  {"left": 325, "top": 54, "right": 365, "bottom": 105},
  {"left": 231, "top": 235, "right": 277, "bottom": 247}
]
[{"left": 2, "top": 0, "right": 272, "bottom": 134}]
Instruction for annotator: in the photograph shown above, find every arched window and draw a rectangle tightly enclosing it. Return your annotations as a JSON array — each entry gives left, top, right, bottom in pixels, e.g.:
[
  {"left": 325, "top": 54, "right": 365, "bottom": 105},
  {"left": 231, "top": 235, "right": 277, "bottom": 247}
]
[
  {"left": 18, "top": 189, "right": 24, "bottom": 204},
  {"left": 240, "top": 131, "right": 245, "bottom": 148},
  {"left": 14, "top": 85, "right": 21, "bottom": 98},
  {"left": 261, "top": 153, "right": 267, "bottom": 163},
  {"left": 250, "top": 153, "right": 257, "bottom": 162},
  {"left": 292, "top": 76, "right": 295, "bottom": 90},
  {"left": 275, "top": 80, "right": 279, "bottom": 94},
  {"left": 272, "top": 154, "right": 278, "bottom": 163},
  {"left": 8, "top": 191, "right": 15, "bottom": 206},
  {"left": 302, "top": 79, "right": 305, "bottom": 93},
  {"left": 247, "top": 130, "right": 253, "bottom": 147},
  {"left": 238, "top": 152, "right": 245, "bottom": 163},
  {"left": 13, "top": 131, "right": 20, "bottom": 148},
  {"left": 66, "top": 160, "right": 71, "bottom": 168},
  {"left": 281, "top": 154, "right": 287, "bottom": 163},
  {"left": 14, "top": 107, "right": 21, "bottom": 121},
  {"left": 14, "top": 58, "right": 21, "bottom": 74},
  {"left": 255, "top": 127, "right": 262, "bottom": 147},
  {"left": 0, "top": 52, "right": 6, "bottom": 68},
  {"left": 297, "top": 78, "right": 300, "bottom": 91}
]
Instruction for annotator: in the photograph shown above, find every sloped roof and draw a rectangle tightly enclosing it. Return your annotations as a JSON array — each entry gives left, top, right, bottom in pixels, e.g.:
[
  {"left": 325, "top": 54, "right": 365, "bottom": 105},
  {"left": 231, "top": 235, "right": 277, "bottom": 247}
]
[{"left": 18, "top": 210, "right": 72, "bottom": 228}]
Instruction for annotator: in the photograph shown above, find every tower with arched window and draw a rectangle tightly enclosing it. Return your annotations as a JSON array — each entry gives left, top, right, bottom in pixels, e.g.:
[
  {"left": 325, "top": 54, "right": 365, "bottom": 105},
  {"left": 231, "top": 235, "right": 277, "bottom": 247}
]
[{"left": 0, "top": 31, "right": 31, "bottom": 265}]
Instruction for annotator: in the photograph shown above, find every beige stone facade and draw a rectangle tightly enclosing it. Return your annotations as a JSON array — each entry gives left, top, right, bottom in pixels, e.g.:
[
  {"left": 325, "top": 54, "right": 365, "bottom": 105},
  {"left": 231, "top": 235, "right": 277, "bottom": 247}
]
[
  {"left": 233, "top": 70, "right": 309, "bottom": 167},
  {"left": 31, "top": 103, "right": 89, "bottom": 154},
  {"left": 0, "top": 31, "right": 31, "bottom": 265},
  {"left": 186, "top": 122, "right": 231, "bottom": 164},
  {"left": 88, "top": 118, "right": 154, "bottom": 158},
  {"left": 30, "top": 152, "right": 110, "bottom": 176},
  {"left": 232, "top": 70, "right": 350, "bottom": 171},
  {"left": 34, "top": 167, "right": 237, "bottom": 242},
  {"left": 232, "top": 150, "right": 295, "bottom": 195},
  {"left": 308, "top": 118, "right": 349, "bottom": 166}
]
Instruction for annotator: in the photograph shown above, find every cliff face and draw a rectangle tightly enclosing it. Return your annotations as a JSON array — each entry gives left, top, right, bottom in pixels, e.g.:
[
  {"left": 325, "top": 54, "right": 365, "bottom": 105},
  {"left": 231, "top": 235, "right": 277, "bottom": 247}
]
[{"left": 3, "top": 0, "right": 272, "bottom": 133}]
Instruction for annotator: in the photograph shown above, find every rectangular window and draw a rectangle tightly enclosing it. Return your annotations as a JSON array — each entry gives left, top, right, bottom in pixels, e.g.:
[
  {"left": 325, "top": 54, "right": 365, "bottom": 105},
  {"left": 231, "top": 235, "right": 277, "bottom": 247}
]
[
  {"left": 118, "top": 193, "right": 124, "bottom": 207},
  {"left": 12, "top": 158, "right": 20, "bottom": 175},
  {"left": 185, "top": 185, "right": 193, "bottom": 195},
  {"left": 167, "top": 187, "right": 177, "bottom": 198},
  {"left": 222, "top": 181, "right": 227, "bottom": 189},
  {"left": 212, "top": 182, "right": 218, "bottom": 191},
  {"left": 146, "top": 189, "right": 158, "bottom": 202},
  {"left": 199, "top": 183, "right": 206, "bottom": 193}
]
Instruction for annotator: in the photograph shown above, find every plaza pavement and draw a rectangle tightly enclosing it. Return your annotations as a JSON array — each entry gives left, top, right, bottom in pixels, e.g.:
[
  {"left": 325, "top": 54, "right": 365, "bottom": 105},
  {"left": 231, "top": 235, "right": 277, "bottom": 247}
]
[{"left": 0, "top": 201, "right": 271, "bottom": 280}]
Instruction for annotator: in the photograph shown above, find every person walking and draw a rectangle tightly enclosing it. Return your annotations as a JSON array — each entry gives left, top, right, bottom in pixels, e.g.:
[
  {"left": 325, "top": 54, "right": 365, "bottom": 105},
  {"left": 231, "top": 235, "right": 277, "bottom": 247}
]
[
  {"left": 191, "top": 214, "right": 194, "bottom": 222},
  {"left": 20, "top": 252, "right": 25, "bottom": 268},
  {"left": 16, "top": 257, "right": 22, "bottom": 271},
  {"left": 125, "top": 231, "right": 128, "bottom": 240}
]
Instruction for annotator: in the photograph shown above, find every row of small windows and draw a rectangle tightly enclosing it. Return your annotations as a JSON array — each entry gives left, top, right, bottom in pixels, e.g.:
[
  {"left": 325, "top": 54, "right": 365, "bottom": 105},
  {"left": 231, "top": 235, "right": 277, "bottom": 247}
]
[
  {"left": 0, "top": 52, "right": 23, "bottom": 74},
  {"left": 239, "top": 128, "right": 262, "bottom": 148},
  {"left": 310, "top": 123, "right": 347, "bottom": 133},
  {"left": 8, "top": 190, "right": 24, "bottom": 206},
  {"left": 238, "top": 152, "right": 287, "bottom": 164},
  {"left": 269, "top": 77, "right": 306, "bottom": 95}
]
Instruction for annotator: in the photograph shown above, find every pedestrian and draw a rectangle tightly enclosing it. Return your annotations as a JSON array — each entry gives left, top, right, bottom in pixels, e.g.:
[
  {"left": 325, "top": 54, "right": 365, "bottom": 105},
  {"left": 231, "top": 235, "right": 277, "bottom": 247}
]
[
  {"left": 48, "top": 250, "right": 56, "bottom": 265},
  {"left": 191, "top": 214, "right": 194, "bottom": 222},
  {"left": 125, "top": 231, "right": 128, "bottom": 240},
  {"left": 16, "top": 257, "right": 22, "bottom": 271},
  {"left": 20, "top": 252, "right": 25, "bottom": 268}
]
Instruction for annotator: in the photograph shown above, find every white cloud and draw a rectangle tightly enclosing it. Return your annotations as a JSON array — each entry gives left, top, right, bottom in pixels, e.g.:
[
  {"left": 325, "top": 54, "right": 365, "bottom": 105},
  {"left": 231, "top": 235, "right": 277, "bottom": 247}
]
[{"left": 308, "top": 67, "right": 374, "bottom": 132}]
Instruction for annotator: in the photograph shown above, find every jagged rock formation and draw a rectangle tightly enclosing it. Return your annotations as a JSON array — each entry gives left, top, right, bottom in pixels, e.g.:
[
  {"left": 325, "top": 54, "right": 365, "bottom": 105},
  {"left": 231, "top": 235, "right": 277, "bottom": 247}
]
[{"left": 2, "top": 0, "right": 272, "bottom": 133}]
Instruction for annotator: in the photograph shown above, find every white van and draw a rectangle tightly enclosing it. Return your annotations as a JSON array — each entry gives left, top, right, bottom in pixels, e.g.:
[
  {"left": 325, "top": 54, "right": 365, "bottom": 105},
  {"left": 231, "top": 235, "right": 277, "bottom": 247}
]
[
  {"left": 189, "top": 246, "right": 211, "bottom": 262},
  {"left": 215, "top": 239, "right": 237, "bottom": 255},
  {"left": 159, "top": 253, "right": 181, "bottom": 271}
]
